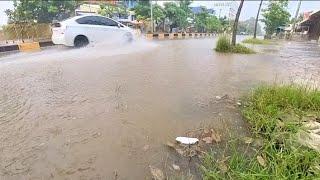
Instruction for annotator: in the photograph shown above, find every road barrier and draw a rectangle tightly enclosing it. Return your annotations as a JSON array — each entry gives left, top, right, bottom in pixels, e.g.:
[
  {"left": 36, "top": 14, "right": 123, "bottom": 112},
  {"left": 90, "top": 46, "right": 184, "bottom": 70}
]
[
  {"left": 0, "top": 40, "right": 52, "bottom": 53},
  {"left": 18, "top": 42, "right": 41, "bottom": 52},
  {"left": 145, "top": 33, "right": 217, "bottom": 40}
]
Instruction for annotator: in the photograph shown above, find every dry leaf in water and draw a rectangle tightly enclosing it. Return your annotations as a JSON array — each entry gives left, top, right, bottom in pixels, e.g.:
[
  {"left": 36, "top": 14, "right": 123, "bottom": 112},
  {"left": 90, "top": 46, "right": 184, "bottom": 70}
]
[
  {"left": 243, "top": 137, "right": 253, "bottom": 144},
  {"left": 211, "top": 129, "right": 221, "bottom": 143},
  {"left": 202, "top": 137, "right": 213, "bottom": 144},
  {"left": 149, "top": 166, "right": 165, "bottom": 180},
  {"left": 257, "top": 155, "right": 266, "bottom": 167}
]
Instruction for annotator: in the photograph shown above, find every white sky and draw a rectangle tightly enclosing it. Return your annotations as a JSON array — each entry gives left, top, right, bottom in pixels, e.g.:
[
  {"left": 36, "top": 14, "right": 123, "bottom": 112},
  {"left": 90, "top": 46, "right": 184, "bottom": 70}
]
[{"left": 1, "top": 1, "right": 320, "bottom": 26}]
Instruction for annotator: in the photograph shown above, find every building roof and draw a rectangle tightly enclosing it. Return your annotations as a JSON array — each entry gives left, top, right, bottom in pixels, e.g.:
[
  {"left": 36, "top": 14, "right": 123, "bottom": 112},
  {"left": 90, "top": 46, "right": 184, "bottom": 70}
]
[
  {"left": 299, "top": 9, "right": 320, "bottom": 26},
  {"left": 190, "top": 6, "right": 215, "bottom": 15}
]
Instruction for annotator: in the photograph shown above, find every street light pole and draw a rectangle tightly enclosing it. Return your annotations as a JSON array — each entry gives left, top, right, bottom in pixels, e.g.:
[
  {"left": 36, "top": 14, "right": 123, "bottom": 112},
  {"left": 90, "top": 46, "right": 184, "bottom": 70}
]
[{"left": 150, "top": 1, "right": 153, "bottom": 33}]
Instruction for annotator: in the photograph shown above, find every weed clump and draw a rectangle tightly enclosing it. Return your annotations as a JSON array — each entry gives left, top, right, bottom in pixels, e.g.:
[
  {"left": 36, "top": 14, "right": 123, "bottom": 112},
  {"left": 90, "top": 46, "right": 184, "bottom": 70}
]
[
  {"left": 215, "top": 35, "right": 232, "bottom": 53},
  {"left": 215, "top": 36, "right": 255, "bottom": 54},
  {"left": 242, "top": 38, "right": 272, "bottom": 45},
  {"left": 201, "top": 84, "right": 320, "bottom": 179}
]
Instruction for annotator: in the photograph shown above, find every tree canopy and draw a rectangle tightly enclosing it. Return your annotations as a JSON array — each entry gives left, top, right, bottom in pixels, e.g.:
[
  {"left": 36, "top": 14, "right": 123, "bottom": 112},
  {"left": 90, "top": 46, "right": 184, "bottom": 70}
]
[
  {"left": 262, "top": 1, "right": 290, "bottom": 36},
  {"left": 5, "top": 0, "right": 79, "bottom": 23}
]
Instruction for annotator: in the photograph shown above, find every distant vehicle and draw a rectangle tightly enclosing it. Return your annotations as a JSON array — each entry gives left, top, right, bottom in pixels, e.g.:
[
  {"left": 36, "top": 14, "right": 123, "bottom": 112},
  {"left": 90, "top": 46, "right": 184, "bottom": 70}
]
[
  {"left": 239, "top": 32, "right": 249, "bottom": 35},
  {"left": 51, "top": 15, "right": 134, "bottom": 47}
]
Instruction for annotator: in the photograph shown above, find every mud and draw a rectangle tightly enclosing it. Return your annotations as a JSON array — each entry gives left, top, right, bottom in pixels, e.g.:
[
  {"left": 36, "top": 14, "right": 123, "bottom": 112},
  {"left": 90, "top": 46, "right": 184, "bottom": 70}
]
[{"left": 1, "top": 38, "right": 319, "bottom": 179}]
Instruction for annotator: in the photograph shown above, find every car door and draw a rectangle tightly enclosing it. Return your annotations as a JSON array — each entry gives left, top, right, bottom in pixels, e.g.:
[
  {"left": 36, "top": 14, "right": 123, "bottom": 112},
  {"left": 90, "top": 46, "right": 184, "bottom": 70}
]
[
  {"left": 75, "top": 16, "right": 106, "bottom": 44},
  {"left": 97, "top": 17, "right": 127, "bottom": 44}
]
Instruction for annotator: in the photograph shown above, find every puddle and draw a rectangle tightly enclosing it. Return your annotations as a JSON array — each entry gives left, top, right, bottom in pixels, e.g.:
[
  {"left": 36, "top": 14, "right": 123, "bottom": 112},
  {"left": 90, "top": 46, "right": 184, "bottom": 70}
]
[{"left": 0, "top": 38, "right": 319, "bottom": 179}]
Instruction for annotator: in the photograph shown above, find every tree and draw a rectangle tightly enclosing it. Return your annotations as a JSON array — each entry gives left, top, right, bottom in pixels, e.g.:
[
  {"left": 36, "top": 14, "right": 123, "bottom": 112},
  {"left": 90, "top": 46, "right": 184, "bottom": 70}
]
[
  {"left": 219, "top": 16, "right": 231, "bottom": 32},
  {"left": 152, "top": 4, "right": 165, "bottom": 31},
  {"left": 5, "top": 0, "right": 79, "bottom": 23},
  {"left": 232, "top": 0, "right": 244, "bottom": 46},
  {"left": 206, "top": 16, "right": 222, "bottom": 33},
  {"left": 163, "top": 2, "right": 189, "bottom": 32},
  {"left": 194, "top": 6, "right": 209, "bottom": 32},
  {"left": 262, "top": 1, "right": 290, "bottom": 37},
  {"left": 132, "top": 1, "right": 150, "bottom": 21},
  {"left": 98, "top": 3, "right": 128, "bottom": 18},
  {"left": 254, "top": 0, "right": 263, "bottom": 38}
]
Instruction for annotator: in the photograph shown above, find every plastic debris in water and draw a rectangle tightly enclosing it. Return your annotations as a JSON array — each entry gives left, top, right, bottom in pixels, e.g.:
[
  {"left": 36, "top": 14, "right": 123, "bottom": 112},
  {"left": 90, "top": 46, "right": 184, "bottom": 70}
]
[{"left": 175, "top": 137, "right": 199, "bottom": 145}]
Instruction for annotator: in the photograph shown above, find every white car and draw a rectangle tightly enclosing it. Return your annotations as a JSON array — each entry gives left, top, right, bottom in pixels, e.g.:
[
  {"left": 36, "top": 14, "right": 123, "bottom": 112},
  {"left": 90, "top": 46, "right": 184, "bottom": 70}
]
[{"left": 51, "top": 15, "right": 134, "bottom": 47}]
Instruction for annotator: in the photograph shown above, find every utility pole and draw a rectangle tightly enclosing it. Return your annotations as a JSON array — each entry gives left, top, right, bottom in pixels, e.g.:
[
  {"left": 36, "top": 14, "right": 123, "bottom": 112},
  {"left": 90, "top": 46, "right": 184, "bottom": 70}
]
[
  {"left": 150, "top": 1, "right": 153, "bottom": 33},
  {"left": 292, "top": 0, "right": 302, "bottom": 34},
  {"left": 253, "top": 0, "right": 263, "bottom": 39}
]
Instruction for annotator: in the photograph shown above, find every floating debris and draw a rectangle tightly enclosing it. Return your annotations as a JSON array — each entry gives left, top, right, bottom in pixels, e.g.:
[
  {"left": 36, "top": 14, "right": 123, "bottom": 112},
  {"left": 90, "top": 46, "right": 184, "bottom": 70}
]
[
  {"left": 257, "top": 155, "right": 266, "bottom": 167},
  {"left": 172, "top": 164, "right": 180, "bottom": 171},
  {"left": 176, "top": 137, "right": 199, "bottom": 145},
  {"left": 149, "top": 166, "right": 165, "bottom": 180}
]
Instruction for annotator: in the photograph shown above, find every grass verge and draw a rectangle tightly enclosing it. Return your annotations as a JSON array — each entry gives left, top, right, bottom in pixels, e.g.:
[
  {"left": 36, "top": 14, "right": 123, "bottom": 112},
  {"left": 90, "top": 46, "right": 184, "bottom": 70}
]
[
  {"left": 215, "top": 36, "right": 255, "bottom": 54},
  {"left": 201, "top": 84, "right": 320, "bottom": 179},
  {"left": 242, "top": 38, "right": 272, "bottom": 45}
]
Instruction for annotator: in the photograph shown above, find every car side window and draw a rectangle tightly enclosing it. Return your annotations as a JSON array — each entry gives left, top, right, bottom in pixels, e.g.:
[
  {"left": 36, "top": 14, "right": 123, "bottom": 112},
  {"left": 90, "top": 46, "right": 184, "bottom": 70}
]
[
  {"left": 76, "top": 16, "right": 119, "bottom": 27},
  {"left": 98, "top": 17, "right": 118, "bottom": 27},
  {"left": 76, "top": 16, "right": 96, "bottom": 25}
]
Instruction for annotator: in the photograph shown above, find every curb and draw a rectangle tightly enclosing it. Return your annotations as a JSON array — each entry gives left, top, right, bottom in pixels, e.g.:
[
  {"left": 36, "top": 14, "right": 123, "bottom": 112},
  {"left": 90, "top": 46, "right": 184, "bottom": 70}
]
[
  {"left": 0, "top": 33, "right": 216, "bottom": 53},
  {"left": 146, "top": 33, "right": 217, "bottom": 40},
  {"left": 0, "top": 40, "right": 54, "bottom": 53}
]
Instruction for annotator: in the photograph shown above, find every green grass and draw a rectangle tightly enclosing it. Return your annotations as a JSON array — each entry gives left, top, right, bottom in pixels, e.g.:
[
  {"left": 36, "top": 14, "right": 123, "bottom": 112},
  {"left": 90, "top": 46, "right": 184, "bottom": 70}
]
[
  {"left": 242, "top": 38, "right": 272, "bottom": 45},
  {"left": 215, "top": 36, "right": 255, "bottom": 54},
  {"left": 201, "top": 84, "right": 320, "bottom": 179},
  {"left": 231, "top": 44, "right": 256, "bottom": 54}
]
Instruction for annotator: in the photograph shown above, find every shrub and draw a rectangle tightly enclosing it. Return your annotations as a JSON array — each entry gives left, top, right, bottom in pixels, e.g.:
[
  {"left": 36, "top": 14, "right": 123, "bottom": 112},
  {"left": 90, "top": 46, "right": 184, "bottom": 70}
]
[
  {"left": 215, "top": 35, "right": 231, "bottom": 53},
  {"left": 215, "top": 36, "right": 255, "bottom": 54},
  {"left": 2, "top": 23, "right": 51, "bottom": 41},
  {"left": 231, "top": 44, "right": 255, "bottom": 54},
  {"left": 242, "top": 38, "right": 271, "bottom": 45}
]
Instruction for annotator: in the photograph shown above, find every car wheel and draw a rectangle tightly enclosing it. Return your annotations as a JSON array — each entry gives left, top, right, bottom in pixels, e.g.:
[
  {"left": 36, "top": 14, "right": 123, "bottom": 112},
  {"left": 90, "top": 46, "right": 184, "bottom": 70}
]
[
  {"left": 124, "top": 32, "right": 133, "bottom": 42},
  {"left": 74, "top": 35, "right": 89, "bottom": 47}
]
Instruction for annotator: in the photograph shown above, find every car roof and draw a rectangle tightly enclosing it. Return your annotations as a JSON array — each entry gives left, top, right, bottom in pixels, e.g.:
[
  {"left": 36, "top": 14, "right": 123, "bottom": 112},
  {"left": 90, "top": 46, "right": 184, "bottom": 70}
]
[{"left": 63, "top": 14, "right": 119, "bottom": 23}]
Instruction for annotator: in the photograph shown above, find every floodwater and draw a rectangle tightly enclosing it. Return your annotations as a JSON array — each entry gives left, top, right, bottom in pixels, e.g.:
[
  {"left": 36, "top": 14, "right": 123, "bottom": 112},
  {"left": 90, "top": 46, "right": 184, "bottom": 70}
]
[{"left": 1, "top": 37, "right": 319, "bottom": 179}]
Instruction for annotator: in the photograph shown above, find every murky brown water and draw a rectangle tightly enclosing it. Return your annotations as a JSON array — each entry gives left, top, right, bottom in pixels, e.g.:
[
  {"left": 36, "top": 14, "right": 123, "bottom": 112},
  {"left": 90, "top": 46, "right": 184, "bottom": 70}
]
[{"left": 1, "top": 38, "right": 319, "bottom": 179}]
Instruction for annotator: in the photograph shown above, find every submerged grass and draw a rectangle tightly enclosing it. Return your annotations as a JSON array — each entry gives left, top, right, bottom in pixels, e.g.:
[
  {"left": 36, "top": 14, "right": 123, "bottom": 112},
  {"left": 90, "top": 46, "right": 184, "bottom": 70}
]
[
  {"left": 201, "top": 84, "right": 320, "bottom": 179},
  {"left": 215, "top": 36, "right": 255, "bottom": 54},
  {"left": 242, "top": 38, "right": 272, "bottom": 45}
]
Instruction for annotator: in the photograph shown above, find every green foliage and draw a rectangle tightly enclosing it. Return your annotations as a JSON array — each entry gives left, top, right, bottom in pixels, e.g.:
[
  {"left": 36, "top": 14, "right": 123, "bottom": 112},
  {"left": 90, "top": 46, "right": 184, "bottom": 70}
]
[
  {"left": 163, "top": 2, "right": 189, "bottom": 30},
  {"left": 193, "top": 6, "right": 222, "bottom": 33},
  {"left": 194, "top": 6, "right": 209, "bottom": 32},
  {"left": 202, "top": 84, "right": 320, "bottom": 179},
  {"left": 132, "top": 1, "right": 150, "bottom": 21},
  {"left": 215, "top": 36, "right": 255, "bottom": 54},
  {"left": 206, "top": 16, "right": 222, "bottom": 33},
  {"left": 237, "top": 17, "right": 262, "bottom": 35},
  {"left": 242, "top": 38, "right": 271, "bottom": 45},
  {"left": 231, "top": 44, "right": 256, "bottom": 54},
  {"left": 215, "top": 35, "right": 231, "bottom": 52},
  {"left": 98, "top": 3, "right": 128, "bottom": 18},
  {"left": 5, "top": 0, "right": 79, "bottom": 23},
  {"left": 219, "top": 16, "right": 231, "bottom": 32},
  {"left": 262, "top": 1, "right": 291, "bottom": 36}
]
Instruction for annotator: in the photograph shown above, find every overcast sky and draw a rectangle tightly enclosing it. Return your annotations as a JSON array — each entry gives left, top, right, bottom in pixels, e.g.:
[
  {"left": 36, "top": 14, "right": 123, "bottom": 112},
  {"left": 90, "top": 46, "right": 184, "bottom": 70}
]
[{"left": 1, "top": 1, "right": 320, "bottom": 26}]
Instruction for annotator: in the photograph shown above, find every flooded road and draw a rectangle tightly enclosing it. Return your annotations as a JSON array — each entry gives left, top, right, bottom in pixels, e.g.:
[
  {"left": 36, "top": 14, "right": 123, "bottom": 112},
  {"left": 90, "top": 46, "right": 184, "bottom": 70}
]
[{"left": 1, "top": 38, "right": 319, "bottom": 179}]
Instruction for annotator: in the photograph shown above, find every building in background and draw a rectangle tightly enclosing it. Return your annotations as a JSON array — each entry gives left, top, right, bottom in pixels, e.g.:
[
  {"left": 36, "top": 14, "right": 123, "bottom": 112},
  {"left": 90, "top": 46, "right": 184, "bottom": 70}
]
[
  {"left": 75, "top": 0, "right": 137, "bottom": 21},
  {"left": 190, "top": 6, "right": 215, "bottom": 16},
  {"left": 298, "top": 10, "right": 320, "bottom": 41}
]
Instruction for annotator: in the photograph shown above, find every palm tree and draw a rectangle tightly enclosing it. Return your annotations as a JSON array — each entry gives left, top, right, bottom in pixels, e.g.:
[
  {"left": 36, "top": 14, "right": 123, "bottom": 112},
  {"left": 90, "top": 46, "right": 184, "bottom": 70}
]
[
  {"left": 231, "top": 0, "right": 244, "bottom": 46},
  {"left": 254, "top": 0, "right": 263, "bottom": 39}
]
